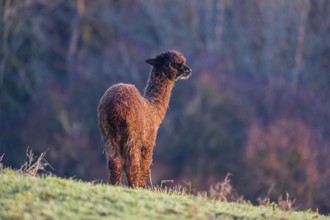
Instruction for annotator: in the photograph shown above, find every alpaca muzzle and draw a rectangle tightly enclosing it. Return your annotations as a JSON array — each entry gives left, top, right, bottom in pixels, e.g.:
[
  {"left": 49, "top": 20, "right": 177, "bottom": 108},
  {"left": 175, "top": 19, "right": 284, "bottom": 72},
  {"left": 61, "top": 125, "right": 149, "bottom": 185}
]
[{"left": 178, "top": 65, "right": 192, "bottom": 80}]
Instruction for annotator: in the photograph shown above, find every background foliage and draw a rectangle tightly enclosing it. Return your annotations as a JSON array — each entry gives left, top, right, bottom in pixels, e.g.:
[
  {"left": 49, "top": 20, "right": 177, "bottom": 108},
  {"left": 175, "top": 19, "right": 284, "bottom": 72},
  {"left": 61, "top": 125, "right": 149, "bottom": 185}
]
[{"left": 1, "top": 0, "right": 330, "bottom": 213}]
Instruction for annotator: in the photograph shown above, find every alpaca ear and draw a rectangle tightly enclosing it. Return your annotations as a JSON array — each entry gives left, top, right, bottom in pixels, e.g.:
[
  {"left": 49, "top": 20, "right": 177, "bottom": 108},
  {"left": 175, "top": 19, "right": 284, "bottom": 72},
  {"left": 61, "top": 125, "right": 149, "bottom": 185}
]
[{"left": 146, "top": 58, "right": 163, "bottom": 66}]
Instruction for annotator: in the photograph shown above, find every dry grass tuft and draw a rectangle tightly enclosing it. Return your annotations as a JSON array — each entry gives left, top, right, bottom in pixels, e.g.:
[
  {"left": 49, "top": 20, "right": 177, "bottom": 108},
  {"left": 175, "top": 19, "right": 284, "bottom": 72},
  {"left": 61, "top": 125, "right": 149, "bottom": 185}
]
[
  {"left": 258, "top": 184, "right": 296, "bottom": 211},
  {"left": 19, "top": 148, "right": 53, "bottom": 176},
  {"left": 150, "top": 174, "right": 247, "bottom": 203},
  {"left": 257, "top": 184, "right": 274, "bottom": 207},
  {"left": 278, "top": 192, "right": 296, "bottom": 211},
  {"left": 208, "top": 173, "right": 244, "bottom": 203},
  {"left": 151, "top": 180, "right": 194, "bottom": 196}
]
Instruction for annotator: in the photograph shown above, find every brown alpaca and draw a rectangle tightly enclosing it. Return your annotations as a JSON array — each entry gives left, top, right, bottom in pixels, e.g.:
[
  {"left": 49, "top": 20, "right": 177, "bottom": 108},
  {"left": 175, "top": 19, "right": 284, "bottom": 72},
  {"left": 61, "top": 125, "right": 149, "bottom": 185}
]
[{"left": 98, "top": 50, "right": 191, "bottom": 188}]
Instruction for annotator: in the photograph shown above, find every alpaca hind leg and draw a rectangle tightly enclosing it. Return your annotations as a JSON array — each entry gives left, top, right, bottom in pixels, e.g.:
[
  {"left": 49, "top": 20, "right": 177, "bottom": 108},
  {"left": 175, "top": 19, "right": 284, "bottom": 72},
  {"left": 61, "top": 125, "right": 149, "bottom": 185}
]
[
  {"left": 139, "top": 147, "right": 153, "bottom": 188},
  {"left": 125, "top": 149, "right": 141, "bottom": 187},
  {"left": 107, "top": 147, "right": 122, "bottom": 185}
]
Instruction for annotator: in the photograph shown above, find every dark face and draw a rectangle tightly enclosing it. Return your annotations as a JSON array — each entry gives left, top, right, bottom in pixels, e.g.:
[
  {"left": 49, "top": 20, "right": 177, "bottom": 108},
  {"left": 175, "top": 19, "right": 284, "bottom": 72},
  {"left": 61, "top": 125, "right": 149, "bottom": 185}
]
[
  {"left": 146, "top": 51, "right": 192, "bottom": 81},
  {"left": 170, "top": 62, "right": 192, "bottom": 80}
]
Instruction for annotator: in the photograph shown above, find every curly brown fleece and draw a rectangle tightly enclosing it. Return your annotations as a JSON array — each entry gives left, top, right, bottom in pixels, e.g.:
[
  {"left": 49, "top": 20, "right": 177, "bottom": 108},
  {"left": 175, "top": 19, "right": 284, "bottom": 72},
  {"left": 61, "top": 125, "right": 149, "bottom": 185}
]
[{"left": 98, "top": 50, "right": 191, "bottom": 187}]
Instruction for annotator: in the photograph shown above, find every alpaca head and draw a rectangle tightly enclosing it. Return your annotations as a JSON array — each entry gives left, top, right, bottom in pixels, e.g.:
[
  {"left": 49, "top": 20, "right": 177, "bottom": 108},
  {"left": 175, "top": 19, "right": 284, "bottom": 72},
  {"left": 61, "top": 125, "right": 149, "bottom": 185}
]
[{"left": 146, "top": 50, "right": 192, "bottom": 81}]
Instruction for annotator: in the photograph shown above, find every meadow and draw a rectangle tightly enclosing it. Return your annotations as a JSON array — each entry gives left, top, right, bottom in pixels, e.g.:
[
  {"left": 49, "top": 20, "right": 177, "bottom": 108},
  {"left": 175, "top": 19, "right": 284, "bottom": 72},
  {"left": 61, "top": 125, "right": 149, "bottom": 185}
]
[{"left": 0, "top": 168, "right": 328, "bottom": 220}]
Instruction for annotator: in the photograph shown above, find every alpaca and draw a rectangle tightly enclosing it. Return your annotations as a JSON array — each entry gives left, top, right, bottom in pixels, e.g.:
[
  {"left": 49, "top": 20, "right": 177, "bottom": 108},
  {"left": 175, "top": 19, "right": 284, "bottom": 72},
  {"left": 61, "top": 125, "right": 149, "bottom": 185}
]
[{"left": 98, "top": 50, "right": 191, "bottom": 188}]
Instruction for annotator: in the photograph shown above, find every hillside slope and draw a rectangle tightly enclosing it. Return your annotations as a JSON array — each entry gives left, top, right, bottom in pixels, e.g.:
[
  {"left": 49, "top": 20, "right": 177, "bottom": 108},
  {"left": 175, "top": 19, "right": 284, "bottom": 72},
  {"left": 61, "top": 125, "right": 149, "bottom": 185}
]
[{"left": 0, "top": 169, "right": 327, "bottom": 220}]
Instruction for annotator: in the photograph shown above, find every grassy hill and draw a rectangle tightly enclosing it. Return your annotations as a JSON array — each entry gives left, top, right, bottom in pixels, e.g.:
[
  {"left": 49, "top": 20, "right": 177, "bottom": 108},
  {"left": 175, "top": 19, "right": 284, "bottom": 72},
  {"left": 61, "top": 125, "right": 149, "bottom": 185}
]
[{"left": 0, "top": 169, "right": 328, "bottom": 220}]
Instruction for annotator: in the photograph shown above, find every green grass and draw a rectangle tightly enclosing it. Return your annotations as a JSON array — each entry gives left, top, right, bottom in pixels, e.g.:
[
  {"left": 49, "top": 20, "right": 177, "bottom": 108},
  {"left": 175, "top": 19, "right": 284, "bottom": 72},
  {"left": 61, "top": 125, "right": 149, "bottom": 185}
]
[{"left": 0, "top": 169, "right": 328, "bottom": 220}]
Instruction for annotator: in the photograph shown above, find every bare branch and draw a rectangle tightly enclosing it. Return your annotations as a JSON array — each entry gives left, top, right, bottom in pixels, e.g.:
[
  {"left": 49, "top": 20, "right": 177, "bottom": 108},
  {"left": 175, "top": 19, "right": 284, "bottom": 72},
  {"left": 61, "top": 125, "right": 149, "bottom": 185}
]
[
  {"left": 0, "top": 154, "right": 4, "bottom": 172},
  {"left": 0, "top": 0, "right": 11, "bottom": 89},
  {"left": 292, "top": 0, "right": 311, "bottom": 90}
]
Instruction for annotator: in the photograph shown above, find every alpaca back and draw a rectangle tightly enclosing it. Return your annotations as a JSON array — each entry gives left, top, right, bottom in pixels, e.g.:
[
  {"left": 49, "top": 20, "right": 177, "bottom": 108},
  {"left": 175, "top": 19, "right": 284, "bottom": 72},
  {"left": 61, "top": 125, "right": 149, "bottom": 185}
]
[{"left": 98, "top": 83, "right": 151, "bottom": 147}]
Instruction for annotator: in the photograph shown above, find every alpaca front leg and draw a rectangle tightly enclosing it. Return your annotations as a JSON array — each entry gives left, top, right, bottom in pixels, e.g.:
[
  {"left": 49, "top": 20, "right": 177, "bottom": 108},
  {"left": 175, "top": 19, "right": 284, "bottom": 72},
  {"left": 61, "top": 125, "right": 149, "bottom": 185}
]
[
  {"left": 125, "top": 150, "right": 141, "bottom": 187},
  {"left": 139, "top": 147, "right": 153, "bottom": 188}
]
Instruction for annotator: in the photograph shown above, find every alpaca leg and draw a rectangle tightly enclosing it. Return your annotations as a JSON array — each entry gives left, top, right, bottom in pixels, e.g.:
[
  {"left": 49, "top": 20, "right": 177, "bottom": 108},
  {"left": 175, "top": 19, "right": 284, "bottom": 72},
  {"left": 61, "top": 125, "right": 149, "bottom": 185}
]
[
  {"left": 107, "top": 147, "right": 122, "bottom": 185},
  {"left": 125, "top": 149, "right": 141, "bottom": 187},
  {"left": 139, "top": 147, "right": 153, "bottom": 188}
]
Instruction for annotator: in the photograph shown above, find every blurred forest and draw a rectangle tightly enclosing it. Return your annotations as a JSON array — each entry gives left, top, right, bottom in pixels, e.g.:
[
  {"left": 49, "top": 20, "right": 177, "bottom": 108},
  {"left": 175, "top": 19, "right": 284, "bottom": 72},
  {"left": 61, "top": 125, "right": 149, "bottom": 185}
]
[{"left": 0, "top": 0, "right": 330, "bottom": 214}]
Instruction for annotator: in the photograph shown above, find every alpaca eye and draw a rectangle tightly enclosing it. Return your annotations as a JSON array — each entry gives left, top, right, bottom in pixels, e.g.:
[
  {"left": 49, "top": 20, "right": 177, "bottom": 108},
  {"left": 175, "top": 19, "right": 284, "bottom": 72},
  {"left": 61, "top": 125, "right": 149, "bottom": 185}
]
[{"left": 173, "top": 63, "right": 183, "bottom": 70}]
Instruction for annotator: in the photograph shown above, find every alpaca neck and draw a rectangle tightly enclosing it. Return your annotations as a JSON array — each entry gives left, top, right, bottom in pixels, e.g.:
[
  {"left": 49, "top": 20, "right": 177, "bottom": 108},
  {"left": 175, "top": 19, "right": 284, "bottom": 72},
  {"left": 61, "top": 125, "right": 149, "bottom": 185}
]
[{"left": 144, "top": 70, "right": 175, "bottom": 124}]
